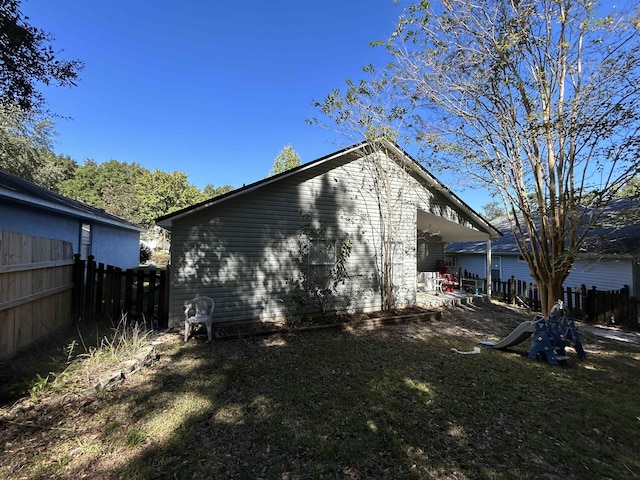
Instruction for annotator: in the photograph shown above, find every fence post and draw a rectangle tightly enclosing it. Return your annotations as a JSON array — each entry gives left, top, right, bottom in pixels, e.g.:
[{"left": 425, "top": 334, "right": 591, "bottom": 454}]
[
  {"left": 84, "top": 255, "right": 96, "bottom": 319},
  {"left": 135, "top": 269, "right": 145, "bottom": 317},
  {"left": 113, "top": 267, "right": 123, "bottom": 320},
  {"left": 95, "top": 262, "right": 105, "bottom": 319},
  {"left": 509, "top": 276, "right": 515, "bottom": 305},
  {"left": 158, "top": 268, "right": 168, "bottom": 328},
  {"left": 147, "top": 268, "right": 157, "bottom": 322},
  {"left": 124, "top": 269, "right": 134, "bottom": 314},
  {"left": 585, "top": 286, "right": 597, "bottom": 323},
  {"left": 105, "top": 265, "right": 115, "bottom": 320},
  {"left": 72, "top": 254, "right": 85, "bottom": 318},
  {"left": 619, "top": 285, "right": 630, "bottom": 328}
]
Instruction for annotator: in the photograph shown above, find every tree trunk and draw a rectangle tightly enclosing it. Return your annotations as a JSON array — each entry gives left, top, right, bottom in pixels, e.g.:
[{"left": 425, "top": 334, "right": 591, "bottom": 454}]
[{"left": 538, "top": 276, "right": 565, "bottom": 317}]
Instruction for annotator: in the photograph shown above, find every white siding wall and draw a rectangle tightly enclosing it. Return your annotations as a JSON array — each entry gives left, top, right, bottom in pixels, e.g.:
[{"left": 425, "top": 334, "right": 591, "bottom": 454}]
[
  {"left": 168, "top": 150, "right": 485, "bottom": 326},
  {"left": 565, "top": 257, "right": 633, "bottom": 292},
  {"left": 455, "top": 253, "right": 635, "bottom": 293}
]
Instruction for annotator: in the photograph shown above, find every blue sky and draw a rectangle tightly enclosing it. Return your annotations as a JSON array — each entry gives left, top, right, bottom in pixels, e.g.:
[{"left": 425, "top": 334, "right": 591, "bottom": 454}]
[{"left": 23, "top": 0, "right": 490, "bottom": 210}]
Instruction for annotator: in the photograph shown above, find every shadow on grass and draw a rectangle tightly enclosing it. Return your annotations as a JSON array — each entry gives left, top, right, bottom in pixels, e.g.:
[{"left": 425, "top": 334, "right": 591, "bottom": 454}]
[
  {"left": 2, "top": 314, "right": 639, "bottom": 480},
  {"left": 93, "top": 325, "right": 638, "bottom": 478}
]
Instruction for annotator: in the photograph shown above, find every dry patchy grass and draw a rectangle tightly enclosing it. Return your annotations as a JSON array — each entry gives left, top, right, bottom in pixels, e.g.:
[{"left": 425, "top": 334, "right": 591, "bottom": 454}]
[{"left": 1, "top": 300, "right": 639, "bottom": 479}]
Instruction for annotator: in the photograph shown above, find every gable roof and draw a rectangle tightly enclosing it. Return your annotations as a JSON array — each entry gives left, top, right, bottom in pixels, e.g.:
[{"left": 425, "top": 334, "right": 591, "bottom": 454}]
[
  {"left": 446, "top": 198, "right": 640, "bottom": 256},
  {"left": 156, "top": 139, "right": 501, "bottom": 239},
  {"left": 0, "top": 170, "right": 144, "bottom": 232}
]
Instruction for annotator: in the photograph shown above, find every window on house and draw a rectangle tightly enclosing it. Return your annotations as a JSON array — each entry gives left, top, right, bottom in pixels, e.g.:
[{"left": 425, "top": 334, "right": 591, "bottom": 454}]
[
  {"left": 308, "top": 240, "right": 336, "bottom": 288},
  {"left": 80, "top": 223, "right": 92, "bottom": 261},
  {"left": 445, "top": 255, "right": 456, "bottom": 268}
]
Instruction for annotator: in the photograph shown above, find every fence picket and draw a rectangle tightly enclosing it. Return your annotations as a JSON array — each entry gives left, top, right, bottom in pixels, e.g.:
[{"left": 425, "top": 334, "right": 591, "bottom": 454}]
[
  {"left": 72, "top": 257, "right": 168, "bottom": 328},
  {"left": 487, "top": 276, "right": 638, "bottom": 330}
]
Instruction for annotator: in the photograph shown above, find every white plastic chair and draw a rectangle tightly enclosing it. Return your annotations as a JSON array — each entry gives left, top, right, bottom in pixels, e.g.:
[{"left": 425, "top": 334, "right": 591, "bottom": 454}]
[
  {"left": 417, "top": 272, "right": 443, "bottom": 294},
  {"left": 184, "top": 296, "right": 215, "bottom": 341}
]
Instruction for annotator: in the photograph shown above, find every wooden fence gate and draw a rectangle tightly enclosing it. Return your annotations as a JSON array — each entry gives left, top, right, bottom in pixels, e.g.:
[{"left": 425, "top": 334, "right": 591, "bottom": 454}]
[{"left": 72, "top": 255, "right": 169, "bottom": 328}]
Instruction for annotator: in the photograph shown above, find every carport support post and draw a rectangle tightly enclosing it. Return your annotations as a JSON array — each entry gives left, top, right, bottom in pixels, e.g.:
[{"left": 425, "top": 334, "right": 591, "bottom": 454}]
[{"left": 486, "top": 239, "right": 492, "bottom": 296}]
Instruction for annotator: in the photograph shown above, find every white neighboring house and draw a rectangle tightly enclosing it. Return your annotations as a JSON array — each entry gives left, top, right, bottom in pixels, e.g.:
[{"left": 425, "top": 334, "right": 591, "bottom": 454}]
[
  {"left": 446, "top": 199, "right": 640, "bottom": 297},
  {"left": 0, "top": 170, "right": 144, "bottom": 269}
]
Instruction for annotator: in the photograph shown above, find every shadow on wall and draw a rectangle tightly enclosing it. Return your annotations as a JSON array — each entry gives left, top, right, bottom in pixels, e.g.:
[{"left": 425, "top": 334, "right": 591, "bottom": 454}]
[{"left": 171, "top": 160, "right": 377, "bottom": 325}]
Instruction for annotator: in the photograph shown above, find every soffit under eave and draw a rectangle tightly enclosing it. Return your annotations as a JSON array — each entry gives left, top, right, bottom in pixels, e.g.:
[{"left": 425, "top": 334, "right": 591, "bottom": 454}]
[{"left": 417, "top": 210, "right": 492, "bottom": 242}]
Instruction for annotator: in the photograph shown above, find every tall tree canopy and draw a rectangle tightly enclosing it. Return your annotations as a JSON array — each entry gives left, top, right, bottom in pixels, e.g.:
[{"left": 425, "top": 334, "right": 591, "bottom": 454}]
[
  {"left": 58, "top": 159, "right": 145, "bottom": 207},
  {"left": 134, "top": 169, "right": 204, "bottom": 228},
  {"left": 268, "top": 144, "right": 301, "bottom": 177},
  {"left": 317, "top": 0, "right": 640, "bottom": 315},
  {"left": 0, "top": 0, "right": 83, "bottom": 111},
  {"left": 59, "top": 160, "right": 227, "bottom": 229}
]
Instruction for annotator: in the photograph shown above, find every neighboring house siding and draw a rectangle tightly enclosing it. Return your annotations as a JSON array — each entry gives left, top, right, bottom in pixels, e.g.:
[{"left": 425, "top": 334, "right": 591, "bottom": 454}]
[
  {"left": 495, "top": 256, "right": 532, "bottom": 282},
  {"left": 0, "top": 202, "right": 79, "bottom": 250},
  {"left": 564, "top": 257, "right": 634, "bottom": 292},
  {"left": 454, "top": 252, "right": 634, "bottom": 293},
  {"left": 1, "top": 200, "right": 140, "bottom": 270},
  {"left": 91, "top": 223, "right": 141, "bottom": 269},
  {"left": 168, "top": 152, "right": 432, "bottom": 326},
  {"left": 454, "top": 253, "right": 488, "bottom": 278}
]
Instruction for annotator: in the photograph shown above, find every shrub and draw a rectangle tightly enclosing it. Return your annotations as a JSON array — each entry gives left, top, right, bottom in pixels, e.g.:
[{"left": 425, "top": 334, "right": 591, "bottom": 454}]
[{"left": 139, "top": 243, "right": 152, "bottom": 263}]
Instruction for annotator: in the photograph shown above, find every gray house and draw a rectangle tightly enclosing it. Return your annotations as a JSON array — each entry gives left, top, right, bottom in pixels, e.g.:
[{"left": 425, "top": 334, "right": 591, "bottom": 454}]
[
  {"left": 156, "top": 140, "right": 500, "bottom": 327},
  {"left": 0, "top": 170, "right": 143, "bottom": 269},
  {"left": 446, "top": 200, "right": 640, "bottom": 297}
]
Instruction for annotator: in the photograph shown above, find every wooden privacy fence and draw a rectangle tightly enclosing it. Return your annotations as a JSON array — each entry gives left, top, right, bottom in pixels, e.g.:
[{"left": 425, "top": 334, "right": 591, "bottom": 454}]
[
  {"left": 0, "top": 230, "right": 74, "bottom": 359},
  {"left": 490, "top": 275, "right": 640, "bottom": 331},
  {"left": 72, "top": 255, "right": 169, "bottom": 328}
]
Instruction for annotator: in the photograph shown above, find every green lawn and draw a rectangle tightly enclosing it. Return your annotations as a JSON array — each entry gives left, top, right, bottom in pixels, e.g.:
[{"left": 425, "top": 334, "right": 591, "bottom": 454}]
[{"left": 1, "top": 301, "right": 639, "bottom": 479}]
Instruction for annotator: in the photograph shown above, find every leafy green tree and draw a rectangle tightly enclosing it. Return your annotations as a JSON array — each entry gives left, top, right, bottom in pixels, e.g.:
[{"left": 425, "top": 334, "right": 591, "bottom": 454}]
[
  {"left": 267, "top": 145, "right": 301, "bottom": 177},
  {"left": 59, "top": 159, "right": 145, "bottom": 207},
  {"left": 134, "top": 169, "right": 203, "bottom": 228},
  {"left": 202, "top": 183, "right": 234, "bottom": 199},
  {"left": 480, "top": 201, "right": 504, "bottom": 221},
  {"left": 99, "top": 180, "right": 143, "bottom": 225},
  {"left": 0, "top": 0, "right": 83, "bottom": 111},
  {"left": 38, "top": 151, "right": 77, "bottom": 192},
  {"left": 616, "top": 176, "right": 640, "bottom": 200},
  {"left": 0, "top": 103, "right": 54, "bottom": 180}
]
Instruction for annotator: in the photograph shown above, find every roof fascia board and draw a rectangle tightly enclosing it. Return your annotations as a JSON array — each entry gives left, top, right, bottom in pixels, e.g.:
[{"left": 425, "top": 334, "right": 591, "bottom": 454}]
[
  {"left": 156, "top": 142, "right": 367, "bottom": 229},
  {"left": 156, "top": 138, "right": 500, "bottom": 240},
  {"left": 1, "top": 188, "right": 144, "bottom": 232}
]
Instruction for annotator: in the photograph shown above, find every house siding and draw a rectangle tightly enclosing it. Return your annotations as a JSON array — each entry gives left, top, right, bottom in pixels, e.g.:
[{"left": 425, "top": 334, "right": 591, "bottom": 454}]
[
  {"left": 565, "top": 257, "right": 634, "bottom": 292},
  {"left": 454, "top": 253, "right": 488, "bottom": 278},
  {"left": 1, "top": 201, "right": 140, "bottom": 269},
  {"left": 417, "top": 236, "right": 444, "bottom": 272},
  {"left": 1, "top": 202, "right": 79, "bottom": 248},
  {"left": 454, "top": 252, "right": 635, "bottom": 294},
  {"left": 91, "top": 223, "right": 141, "bottom": 269},
  {"left": 168, "top": 152, "right": 444, "bottom": 326}
]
